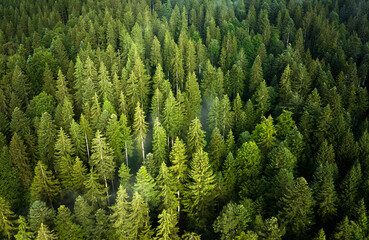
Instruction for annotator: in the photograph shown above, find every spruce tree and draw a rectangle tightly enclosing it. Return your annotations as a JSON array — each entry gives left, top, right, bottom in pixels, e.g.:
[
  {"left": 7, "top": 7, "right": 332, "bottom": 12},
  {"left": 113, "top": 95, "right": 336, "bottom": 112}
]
[
  {"left": 185, "top": 72, "right": 202, "bottom": 122},
  {"left": 162, "top": 91, "right": 181, "bottom": 146},
  {"left": 184, "top": 149, "right": 217, "bottom": 230},
  {"left": 133, "top": 166, "right": 159, "bottom": 208},
  {"left": 69, "top": 120, "right": 87, "bottom": 162},
  {"left": 35, "top": 223, "right": 57, "bottom": 240},
  {"left": 98, "top": 61, "right": 112, "bottom": 100},
  {"left": 55, "top": 205, "right": 84, "bottom": 240},
  {"left": 208, "top": 128, "right": 226, "bottom": 172},
  {"left": 129, "top": 192, "right": 150, "bottom": 239},
  {"left": 110, "top": 185, "right": 130, "bottom": 240},
  {"left": 43, "top": 63, "right": 55, "bottom": 97},
  {"left": 187, "top": 118, "right": 206, "bottom": 156},
  {"left": 14, "top": 216, "right": 34, "bottom": 240},
  {"left": 10, "top": 133, "right": 32, "bottom": 188},
  {"left": 249, "top": 55, "right": 264, "bottom": 95},
  {"left": 133, "top": 102, "right": 148, "bottom": 161},
  {"left": 0, "top": 197, "right": 14, "bottom": 239},
  {"left": 156, "top": 162, "right": 177, "bottom": 211},
  {"left": 70, "top": 157, "right": 87, "bottom": 193},
  {"left": 90, "top": 130, "right": 116, "bottom": 204},
  {"left": 84, "top": 168, "right": 107, "bottom": 209},
  {"left": 119, "top": 114, "right": 133, "bottom": 167},
  {"left": 153, "top": 119, "right": 168, "bottom": 176},
  {"left": 156, "top": 209, "right": 179, "bottom": 240},
  {"left": 38, "top": 112, "right": 56, "bottom": 168}
]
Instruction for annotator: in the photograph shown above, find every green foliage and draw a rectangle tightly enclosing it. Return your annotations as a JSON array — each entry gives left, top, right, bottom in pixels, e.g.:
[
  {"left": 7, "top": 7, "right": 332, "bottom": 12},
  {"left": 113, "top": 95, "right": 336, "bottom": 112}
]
[
  {"left": 55, "top": 205, "right": 84, "bottom": 240},
  {"left": 14, "top": 216, "right": 34, "bottom": 240},
  {"left": 156, "top": 209, "right": 179, "bottom": 240},
  {"left": 30, "top": 161, "right": 60, "bottom": 204},
  {"left": 36, "top": 223, "right": 57, "bottom": 240},
  {"left": 0, "top": 197, "right": 15, "bottom": 239},
  {"left": 213, "top": 202, "right": 251, "bottom": 240},
  {"left": 186, "top": 118, "right": 206, "bottom": 156},
  {"left": 133, "top": 166, "right": 159, "bottom": 208},
  {"left": 29, "top": 201, "right": 55, "bottom": 232},
  {"left": 184, "top": 149, "right": 216, "bottom": 230}
]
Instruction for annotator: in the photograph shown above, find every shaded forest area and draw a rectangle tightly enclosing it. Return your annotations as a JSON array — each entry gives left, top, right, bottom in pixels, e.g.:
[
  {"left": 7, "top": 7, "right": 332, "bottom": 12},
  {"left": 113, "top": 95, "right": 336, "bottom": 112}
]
[{"left": 1, "top": 0, "right": 369, "bottom": 239}]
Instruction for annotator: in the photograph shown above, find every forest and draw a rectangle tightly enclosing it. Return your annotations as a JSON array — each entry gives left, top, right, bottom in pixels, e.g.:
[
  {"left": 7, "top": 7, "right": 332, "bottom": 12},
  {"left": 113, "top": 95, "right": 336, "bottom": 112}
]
[{"left": 1, "top": 0, "right": 369, "bottom": 239}]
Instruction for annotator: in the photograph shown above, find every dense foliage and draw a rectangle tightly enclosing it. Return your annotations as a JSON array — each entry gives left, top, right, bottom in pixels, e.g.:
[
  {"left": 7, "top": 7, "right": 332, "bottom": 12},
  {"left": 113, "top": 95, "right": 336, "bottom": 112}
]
[{"left": 1, "top": 0, "right": 369, "bottom": 239}]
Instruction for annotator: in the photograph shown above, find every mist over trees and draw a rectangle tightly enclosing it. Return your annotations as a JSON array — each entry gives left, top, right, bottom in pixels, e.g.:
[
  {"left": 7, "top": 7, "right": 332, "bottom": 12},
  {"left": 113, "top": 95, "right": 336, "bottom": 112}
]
[{"left": 1, "top": 0, "right": 369, "bottom": 239}]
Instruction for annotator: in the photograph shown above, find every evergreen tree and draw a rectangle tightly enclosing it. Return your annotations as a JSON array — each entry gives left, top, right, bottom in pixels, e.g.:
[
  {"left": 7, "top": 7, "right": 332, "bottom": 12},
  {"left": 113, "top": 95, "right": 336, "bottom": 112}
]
[
  {"left": 220, "top": 95, "right": 233, "bottom": 137},
  {"left": 98, "top": 61, "right": 112, "bottom": 100},
  {"left": 213, "top": 202, "right": 251, "bottom": 240},
  {"left": 106, "top": 114, "right": 124, "bottom": 163},
  {"left": 251, "top": 116, "right": 277, "bottom": 153},
  {"left": 208, "top": 128, "right": 226, "bottom": 172},
  {"left": 12, "top": 65, "right": 30, "bottom": 106},
  {"left": 312, "top": 163, "right": 338, "bottom": 223},
  {"left": 150, "top": 36, "right": 162, "bottom": 69},
  {"left": 253, "top": 80, "right": 271, "bottom": 118},
  {"left": 29, "top": 200, "right": 55, "bottom": 232},
  {"left": 35, "top": 223, "right": 57, "bottom": 240},
  {"left": 84, "top": 168, "right": 107, "bottom": 209},
  {"left": 119, "top": 114, "right": 133, "bottom": 167},
  {"left": 249, "top": 55, "right": 264, "bottom": 95},
  {"left": 156, "top": 209, "right": 179, "bottom": 240},
  {"left": 55, "top": 69, "right": 71, "bottom": 103},
  {"left": 30, "top": 161, "right": 60, "bottom": 204},
  {"left": 162, "top": 91, "right": 181, "bottom": 146},
  {"left": 129, "top": 192, "right": 150, "bottom": 239},
  {"left": 156, "top": 162, "right": 177, "bottom": 211},
  {"left": 184, "top": 149, "right": 217, "bottom": 230},
  {"left": 43, "top": 63, "right": 55, "bottom": 96},
  {"left": 69, "top": 120, "right": 87, "bottom": 162},
  {"left": 185, "top": 72, "right": 202, "bottom": 122},
  {"left": 38, "top": 112, "right": 56, "bottom": 168},
  {"left": 153, "top": 119, "right": 168, "bottom": 176},
  {"left": 187, "top": 118, "right": 206, "bottom": 156},
  {"left": 54, "top": 128, "right": 75, "bottom": 186},
  {"left": 10, "top": 133, "right": 32, "bottom": 187},
  {"left": 90, "top": 130, "right": 116, "bottom": 204},
  {"left": 278, "top": 177, "right": 314, "bottom": 238},
  {"left": 133, "top": 102, "right": 148, "bottom": 161},
  {"left": 110, "top": 185, "right": 130, "bottom": 240},
  {"left": 133, "top": 166, "right": 159, "bottom": 208},
  {"left": 0, "top": 197, "right": 14, "bottom": 239},
  {"left": 55, "top": 205, "right": 84, "bottom": 240},
  {"left": 14, "top": 216, "right": 34, "bottom": 240},
  {"left": 232, "top": 94, "right": 246, "bottom": 136},
  {"left": 73, "top": 196, "right": 94, "bottom": 237},
  {"left": 70, "top": 157, "right": 87, "bottom": 193}
]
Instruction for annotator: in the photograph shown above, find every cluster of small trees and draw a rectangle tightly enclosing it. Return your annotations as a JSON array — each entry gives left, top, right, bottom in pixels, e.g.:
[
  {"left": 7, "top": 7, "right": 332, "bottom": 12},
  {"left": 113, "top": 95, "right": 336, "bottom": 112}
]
[{"left": 1, "top": 0, "right": 369, "bottom": 239}]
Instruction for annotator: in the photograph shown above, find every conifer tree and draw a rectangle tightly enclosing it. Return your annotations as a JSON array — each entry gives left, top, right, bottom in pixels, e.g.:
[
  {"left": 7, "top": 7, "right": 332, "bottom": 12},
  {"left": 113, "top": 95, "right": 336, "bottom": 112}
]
[
  {"left": 185, "top": 72, "right": 202, "bottom": 122},
  {"left": 232, "top": 94, "right": 246, "bottom": 136},
  {"left": 223, "top": 152, "right": 236, "bottom": 200},
  {"left": 0, "top": 197, "right": 14, "bottom": 239},
  {"left": 253, "top": 80, "right": 271, "bottom": 118},
  {"left": 278, "top": 177, "right": 314, "bottom": 238},
  {"left": 35, "top": 223, "right": 57, "bottom": 240},
  {"left": 79, "top": 114, "right": 93, "bottom": 161},
  {"left": 129, "top": 192, "right": 150, "bottom": 239},
  {"left": 54, "top": 128, "right": 75, "bottom": 189},
  {"left": 151, "top": 88, "right": 164, "bottom": 122},
  {"left": 208, "top": 128, "right": 226, "bottom": 172},
  {"left": 10, "top": 133, "right": 32, "bottom": 187},
  {"left": 340, "top": 162, "right": 362, "bottom": 217},
  {"left": 90, "top": 93, "right": 101, "bottom": 128},
  {"left": 84, "top": 168, "right": 107, "bottom": 209},
  {"left": 90, "top": 130, "right": 116, "bottom": 204},
  {"left": 187, "top": 118, "right": 206, "bottom": 155},
  {"left": 74, "top": 56, "right": 84, "bottom": 111},
  {"left": 43, "top": 63, "right": 55, "bottom": 96},
  {"left": 276, "top": 110, "right": 295, "bottom": 140},
  {"left": 70, "top": 157, "right": 87, "bottom": 193},
  {"left": 38, "top": 112, "right": 56, "bottom": 168},
  {"left": 153, "top": 119, "right": 168, "bottom": 176},
  {"left": 127, "top": 57, "right": 150, "bottom": 111},
  {"left": 162, "top": 91, "right": 181, "bottom": 146},
  {"left": 55, "top": 69, "right": 71, "bottom": 103},
  {"left": 251, "top": 116, "right": 277, "bottom": 153},
  {"left": 59, "top": 98, "right": 74, "bottom": 132},
  {"left": 220, "top": 95, "right": 233, "bottom": 137},
  {"left": 249, "top": 55, "right": 264, "bottom": 95},
  {"left": 14, "top": 216, "right": 34, "bottom": 240},
  {"left": 98, "top": 61, "right": 112, "bottom": 100},
  {"left": 156, "top": 162, "right": 177, "bottom": 211},
  {"left": 279, "top": 64, "right": 292, "bottom": 105},
  {"left": 185, "top": 40, "right": 197, "bottom": 75},
  {"left": 12, "top": 65, "right": 30, "bottom": 106},
  {"left": 133, "top": 166, "right": 159, "bottom": 208},
  {"left": 106, "top": 114, "right": 124, "bottom": 163},
  {"left": 119, "top": 114, "right": 133, "bottom": 167},
  {"left": 55, "top": 205, "right": 84, "bottom": 240},
  {"left": 184, "top": 149, "right": 217, "bottom": 230},
  {"left": 312, "top": 163, "right": 338, "bottom": 224},
  {"left": 30, "top": 161, "right": 60, "bottom": 204},
  {"left": 152, "top": 64, "right": 165, "bottom": 93},
  {"left": 73, "top": 196, "right": 94, "bottom": 237},
  {"left": 171, "top": 45, "right": 184, "bottom": 92},
  {"left": 228, "top": 61, "right": 245, "bottom": 98},
  {"left": 69, "top": 120, "right": 87, "bottom": 162},
  {"left": 156, "top": 209, "right": 179, "bottom": 240},
  {"left": 150, "top": 36, "right": 162, "bottom": 69},
  {"left": 133, "top": 102, "right": 148, "bottom": 160},
  {"left": 110, "top": 185, "right": 130, "bottom": 240}
]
